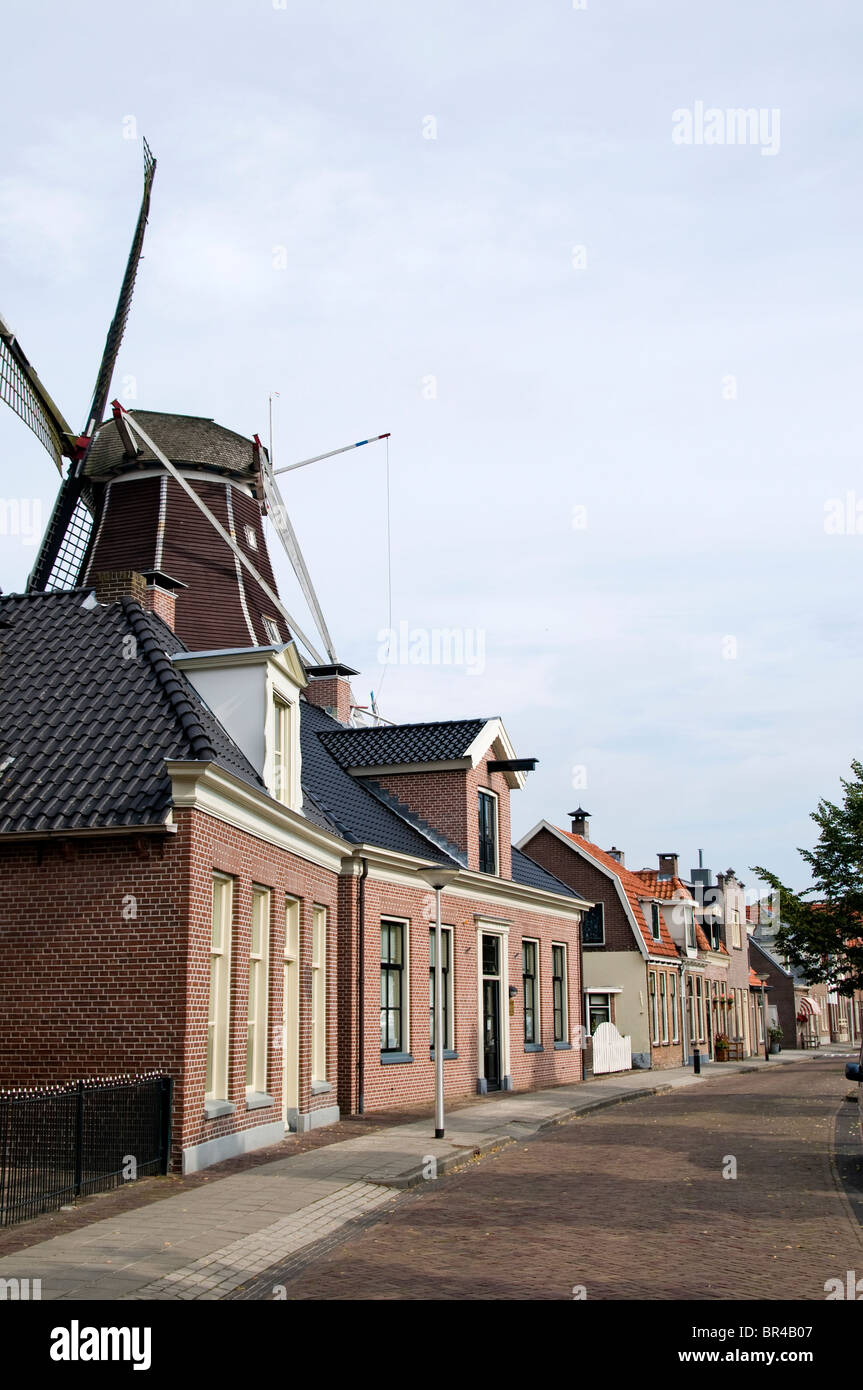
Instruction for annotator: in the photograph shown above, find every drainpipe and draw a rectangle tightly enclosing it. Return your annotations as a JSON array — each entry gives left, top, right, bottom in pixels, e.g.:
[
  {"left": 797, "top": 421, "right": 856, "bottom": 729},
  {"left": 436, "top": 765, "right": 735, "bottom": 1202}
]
[{"left": 357, "top": 857, "right": 368, "bottom": 1114}]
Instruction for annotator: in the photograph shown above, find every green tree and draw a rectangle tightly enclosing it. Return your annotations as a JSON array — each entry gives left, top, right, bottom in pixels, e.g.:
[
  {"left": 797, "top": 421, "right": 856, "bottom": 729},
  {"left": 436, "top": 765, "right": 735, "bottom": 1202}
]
[{"left": 751, "top": 759, "right": 863, "bottom": 992}]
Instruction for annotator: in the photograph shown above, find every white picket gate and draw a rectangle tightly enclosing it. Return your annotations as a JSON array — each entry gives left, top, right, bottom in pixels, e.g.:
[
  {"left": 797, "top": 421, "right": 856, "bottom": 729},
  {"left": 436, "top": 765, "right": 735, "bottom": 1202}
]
[{"left": 591, "top": 1021, "right": 632, "bottom": 1074}]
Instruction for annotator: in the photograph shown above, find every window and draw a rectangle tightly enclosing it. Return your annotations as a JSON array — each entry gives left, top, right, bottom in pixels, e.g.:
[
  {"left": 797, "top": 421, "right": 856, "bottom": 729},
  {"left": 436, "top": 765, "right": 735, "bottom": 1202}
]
[
  {"left": 588, "top": 991, "right": 610, "bottom": 1035},
  {"left": 273, "top": 695, "right": 291, "bottom": 803},
  {"left": 522, "top": 940, "right": 539, "bottom": 1045},
  {"left": 553, "top": 945, "right": 568, "bottom": 1042},
  {"left": 649, "top": 971, "right": 659, "bottom": 1045},
  {"left": 246, "top": 887, "right": 270, "bottom": 1094},
  {"left": 650, "top": 903, "right": 662, "bottom": 941},
  {"left": 731, "top": 908, "right": 742, "bottom": 950},
  {"left": 684, "top": 906, "right": 696, "bottom": 951},
  {"left": 244, "top": 523, "right": 258, "bottom": 550},
  {"left": 581, "top": 902, "right": 604, "bottom": 946},
  {"left": 429, "top": 927, "right": 453, "bottom": 1052},
  {"left": 311, "top": 905, "right": 327, "bottom": 1081},
  {"left": 670, "top": 973, "right": 679, "bottom": 1042},
  {"left": 263, "top": 616, "right": 282, "bottom": 644},
  {"left": 381, "top": 919, "right": 406, "bottom": 1053},
  {"left": 660, "top": 972, "right": 669, "bottom": 1044},
  {"left": 695, "top": 976, "right": 705, "bottom": 1041},
  {"left": 477, "top": 789, "right": 498, "bottom": 874},
  {"left": 283, "top": 897, "right": 300, "bottom": 1115},
  {"left": 207, "top": 875, "right": 233, "bottom": 1101}
]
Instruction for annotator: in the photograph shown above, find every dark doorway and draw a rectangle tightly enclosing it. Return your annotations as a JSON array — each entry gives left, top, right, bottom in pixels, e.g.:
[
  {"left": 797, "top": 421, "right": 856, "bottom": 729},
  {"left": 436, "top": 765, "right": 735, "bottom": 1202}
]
[{"left": 482, "top": 934, "right": 501, "bottom": 1091}]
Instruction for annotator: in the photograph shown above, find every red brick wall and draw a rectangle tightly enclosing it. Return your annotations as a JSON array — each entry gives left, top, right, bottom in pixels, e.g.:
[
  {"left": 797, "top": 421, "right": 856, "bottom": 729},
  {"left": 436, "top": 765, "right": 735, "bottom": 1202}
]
[
  {"left": 522, "top": 827, "right": 636, "bottom": 952},
  {"left": 0, "top": 834, "right": 186, "bottom": 1088},
  {"left": 142, "top": 586, "right": 177, "bottom": 631},
  {"left": 178, "top": 807, "right": 340, "bottom": 1164},
  {"left": 304, "top": 677, "right": 353, "bottom": 724},
  {"left": 338, "top": 877, "right": 583, "bottom": 1114},
  {"left": 372, "top": 757, "right": 513, "bottom": 878}
]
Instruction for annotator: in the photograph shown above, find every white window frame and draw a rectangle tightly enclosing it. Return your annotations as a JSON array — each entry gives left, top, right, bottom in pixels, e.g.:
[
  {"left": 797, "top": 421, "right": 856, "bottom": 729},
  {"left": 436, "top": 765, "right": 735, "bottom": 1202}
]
[
  {"left": 263, "top": 615, "right": 281, "bottom": 644},
  {"left": 311, "top": 905, "right": 328, "bottom": 1083},
  {"left": 649, "top": 970, "right": 659, "bottom": 1045},
  {"left": 428, "top": 924, "right": 454, "bottom": 1053},
  {"left": 475, "top": 920, "right": 511, "bottom": 1086},
  {"left": 246, "top": 886, "right": 271, "bottom": 1096},
  {"left": 522, "top": 937, "right": 541, "bottom": 1046},
  {"left": 660, "top": 971, "right": 669, "bottom": 1044},
  {"left": 670, "top": 972, "right": 679, "bottom": 1043},
  {"left": 381, "top": 916, "right": 410, "bottom": 1054},
  {"left": 244, "top": 523, "right": 258, "bottom": 550},
  {"left": 650, "top": 902, "right": 662, "bottom": 942},
  {"left": 272, "top": 693, "right": 292, "bottom": 804},
  {"left": 684, "top": 905, "right": 696, "bottom": 951},
  {"left": 207, "top": 874, "right": 233, "bottom": 1102},
  {"left": 283, "top": 896, "right": 300, "bottom": 1120},
  {"left": 552, "top": 942, "right": 569, "bottom": 1043},
  {"left": 731, "top": 908, "right": 742, "bottom": 950}
]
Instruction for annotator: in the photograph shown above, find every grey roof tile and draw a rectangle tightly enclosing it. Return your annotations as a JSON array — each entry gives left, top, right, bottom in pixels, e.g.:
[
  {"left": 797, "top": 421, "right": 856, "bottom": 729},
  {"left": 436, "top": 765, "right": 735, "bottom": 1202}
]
[{"left": 318, "top": 718, "right": 490, "bottom": 770}]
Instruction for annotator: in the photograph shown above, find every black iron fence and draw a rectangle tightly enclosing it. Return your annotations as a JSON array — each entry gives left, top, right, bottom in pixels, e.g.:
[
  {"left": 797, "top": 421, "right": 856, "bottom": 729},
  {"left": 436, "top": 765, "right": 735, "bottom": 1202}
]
[{"left": 0, "top": 1074, "right": 172, "bottom": 1227}]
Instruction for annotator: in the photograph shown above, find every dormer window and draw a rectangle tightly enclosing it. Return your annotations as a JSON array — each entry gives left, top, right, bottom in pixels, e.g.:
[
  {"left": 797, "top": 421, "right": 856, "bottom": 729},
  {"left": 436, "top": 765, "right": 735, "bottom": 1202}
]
[
  {"left": 478, "top": 789, "right": 498, "bottom": 874},
  {"left": 650, "top": 902, "right": 662, "bottom": 941},
  {"left": 684, "top": 906, "right": 696, "bottom": 951},
  {"left": 273, "top": 695, "right": 291, "bottom": 803}
]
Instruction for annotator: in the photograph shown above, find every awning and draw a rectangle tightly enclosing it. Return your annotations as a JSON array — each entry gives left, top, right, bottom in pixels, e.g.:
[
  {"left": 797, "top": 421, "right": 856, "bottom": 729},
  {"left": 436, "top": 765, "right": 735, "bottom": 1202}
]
[{"left": 798, "top": 996, "right": 821, "bottom": 1017}]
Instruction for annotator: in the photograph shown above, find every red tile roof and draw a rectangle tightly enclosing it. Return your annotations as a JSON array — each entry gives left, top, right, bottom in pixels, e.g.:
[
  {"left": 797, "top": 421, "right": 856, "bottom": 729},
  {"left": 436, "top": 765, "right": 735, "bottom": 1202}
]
[{"left": 557, "top": 831, "right": 680, "bottom": 959}]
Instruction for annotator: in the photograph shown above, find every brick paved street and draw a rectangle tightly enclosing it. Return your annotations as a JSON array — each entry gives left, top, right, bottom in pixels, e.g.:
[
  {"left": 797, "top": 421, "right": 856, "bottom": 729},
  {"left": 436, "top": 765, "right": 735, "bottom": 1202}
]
[{"left": 271, "top": 1059, "right": 863, "bottom": 1300}]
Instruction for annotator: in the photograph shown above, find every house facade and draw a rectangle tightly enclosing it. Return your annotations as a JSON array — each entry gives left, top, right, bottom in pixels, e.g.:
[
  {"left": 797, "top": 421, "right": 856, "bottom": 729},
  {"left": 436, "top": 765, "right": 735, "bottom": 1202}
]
[{"left": 0, "top": 413, "right": 590, "bottom": 1173}]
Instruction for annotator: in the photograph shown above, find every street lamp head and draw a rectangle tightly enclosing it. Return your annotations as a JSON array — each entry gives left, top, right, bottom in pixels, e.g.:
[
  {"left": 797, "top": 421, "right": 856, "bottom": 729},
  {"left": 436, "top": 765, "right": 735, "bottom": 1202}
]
[{"left": 418, "top": 866, "right": 461, "bottom": 892}]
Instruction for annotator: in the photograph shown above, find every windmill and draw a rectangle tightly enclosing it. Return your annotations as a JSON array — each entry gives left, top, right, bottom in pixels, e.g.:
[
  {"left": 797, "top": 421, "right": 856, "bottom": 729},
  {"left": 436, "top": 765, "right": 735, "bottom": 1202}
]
[
  {"left": 0, "top": 142, "right": 391, "bottom": 669},
  {"left": 0, "top": 140, "right": 157, "bottom": 593}
]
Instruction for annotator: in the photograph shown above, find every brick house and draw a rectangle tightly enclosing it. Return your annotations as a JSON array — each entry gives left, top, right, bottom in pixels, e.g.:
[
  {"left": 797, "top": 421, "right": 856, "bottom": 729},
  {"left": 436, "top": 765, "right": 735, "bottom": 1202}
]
[
  {"left": 748, "top": 903, "right": 863, "bottom": 1050},
  {"left": 0, "top": 415, "right": 589, "bottom": 1172}
]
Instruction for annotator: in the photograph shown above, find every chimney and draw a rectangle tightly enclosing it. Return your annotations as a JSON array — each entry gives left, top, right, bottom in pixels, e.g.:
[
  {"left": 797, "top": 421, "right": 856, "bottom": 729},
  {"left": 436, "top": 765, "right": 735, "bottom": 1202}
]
[
  {"left": 304, "top": 663, "right": 359, "bottom": 725},
  {"left": 140, "top": 571, "right": 186, "bottom": 633},
  {"left": 570, "top": 807, "right": 590, "bottom": 838},
  {"left": 89, "top": 570, "right": 147, "bottom": 606},
  {"left": 607, "top": 845, "right": 625, "bottom": 865},
  {"left": 657, "top": 852, "right": 679, "bottom": 879}
]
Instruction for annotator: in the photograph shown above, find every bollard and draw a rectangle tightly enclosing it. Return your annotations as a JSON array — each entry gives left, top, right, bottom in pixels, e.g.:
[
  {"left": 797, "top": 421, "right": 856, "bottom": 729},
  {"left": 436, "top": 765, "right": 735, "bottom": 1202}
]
[{"left": 692, "top": 1047, "right": 701, "bottom": 1075}]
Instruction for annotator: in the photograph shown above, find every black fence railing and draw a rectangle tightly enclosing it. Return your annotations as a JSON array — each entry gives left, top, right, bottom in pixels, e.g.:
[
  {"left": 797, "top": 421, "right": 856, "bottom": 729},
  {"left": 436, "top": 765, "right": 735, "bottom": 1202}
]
[{"left": 0, "top": 1074, "right": 172, "bottom": 1227}]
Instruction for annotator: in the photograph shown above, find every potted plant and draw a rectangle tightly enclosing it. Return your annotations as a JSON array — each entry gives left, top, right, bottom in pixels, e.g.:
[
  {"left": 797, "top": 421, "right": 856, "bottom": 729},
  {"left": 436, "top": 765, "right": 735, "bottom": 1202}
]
[
  {"left": 714, "top": 1032, "right": 730, "bottom": 1062},
  {"left": 769, "top": 1025, "right": 783, "bottom": 1054}
]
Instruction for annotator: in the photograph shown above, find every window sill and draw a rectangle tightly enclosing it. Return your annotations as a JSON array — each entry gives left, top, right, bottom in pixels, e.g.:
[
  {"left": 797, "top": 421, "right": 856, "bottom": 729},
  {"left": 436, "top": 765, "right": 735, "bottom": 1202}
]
[
  {"left": 311, "top": 1079, "right": 332, "bottom": 1095},
  {"left": 204, "top": 1099, "right": 236, "bottom": 1120},
  {"left": 429, "top": 1049, "right": 458, "bottom": 1061},
  {"left": 380, "top": 1052, "right": 414, "bottom": 1065},
  {"left": 245, "top": 1091, "right": 274, "bottom": 1111},
  {"left": 554, "top": 1041, "right": 572, "bottom": 1051},
  {"left": 524, "top": 1042, "right": 544, "bottom": 1053},
  {"left": 582, "top": 943, "right": 605, "bottom": 950}
]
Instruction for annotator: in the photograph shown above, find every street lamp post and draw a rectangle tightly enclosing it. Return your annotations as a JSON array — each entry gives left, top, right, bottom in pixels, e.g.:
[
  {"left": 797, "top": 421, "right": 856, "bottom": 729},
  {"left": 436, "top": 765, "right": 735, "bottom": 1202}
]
[
  {"left": 417, "top": 867, "right": 461, "bottom": 1139},
  {"left": 758, "top": 973, "right": 770, "bottom": 1061}
]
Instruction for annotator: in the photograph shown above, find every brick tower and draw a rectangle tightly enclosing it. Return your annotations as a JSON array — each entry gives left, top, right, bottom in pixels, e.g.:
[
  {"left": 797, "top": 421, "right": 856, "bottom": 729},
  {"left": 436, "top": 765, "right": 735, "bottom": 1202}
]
[{"left": 82, "top": 410, "right": 285, "bottom": 651}]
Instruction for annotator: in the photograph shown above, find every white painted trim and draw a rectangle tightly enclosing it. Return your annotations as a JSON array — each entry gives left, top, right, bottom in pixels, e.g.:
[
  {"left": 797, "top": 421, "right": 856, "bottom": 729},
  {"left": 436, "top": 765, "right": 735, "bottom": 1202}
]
[
  {"left": 349, "top": 758, "right": 472, "bottom": 777},
  {"left": 476, "top": 919, "right": 511, "bottom": 1084},
  {"left": 154, "top": 474, "right": 168, "bottom": 571},
  {"left": 167, "top": 761, "right": 346, "bottom": 873},
  {"left": 106, "top": 467, "right": 255, "bottom": 496}
]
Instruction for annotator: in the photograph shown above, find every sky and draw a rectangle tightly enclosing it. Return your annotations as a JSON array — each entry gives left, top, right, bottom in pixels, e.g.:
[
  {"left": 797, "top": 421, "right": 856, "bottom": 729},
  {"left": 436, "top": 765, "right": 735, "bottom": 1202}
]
[{"left": 1, "top": 0, "right": 861, "bottom": 892}]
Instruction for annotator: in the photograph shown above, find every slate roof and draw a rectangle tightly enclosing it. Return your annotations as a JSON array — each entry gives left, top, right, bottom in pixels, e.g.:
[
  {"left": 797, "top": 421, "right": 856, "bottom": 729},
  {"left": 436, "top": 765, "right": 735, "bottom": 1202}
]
[
  {"left": 511, "top": 846, "right": 580, "bottom": 898},
  {"left": 298, "top": 700, "right": 457, "bottom": 863},
  {"left": 0, "top": 590, "right": 263, "bottom": 834},
  {"left": 85, "top": 411, "right": 259, "bottom": 481},
  {"left": 0, "top": 590, "right": 578, "bottom": 906},
  {"left": 318, "top": 718, "right": 490, "bottom": 770}
]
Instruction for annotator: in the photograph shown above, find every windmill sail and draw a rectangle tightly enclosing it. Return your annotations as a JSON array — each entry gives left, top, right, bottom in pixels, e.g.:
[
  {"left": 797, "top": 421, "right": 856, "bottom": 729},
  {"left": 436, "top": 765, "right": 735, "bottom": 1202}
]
[
  {"left": 0, "top": 313, "right": 77, "bottom": 471},
  {"left": 27, "top": 140, "right": 157, "bottom": 592}
]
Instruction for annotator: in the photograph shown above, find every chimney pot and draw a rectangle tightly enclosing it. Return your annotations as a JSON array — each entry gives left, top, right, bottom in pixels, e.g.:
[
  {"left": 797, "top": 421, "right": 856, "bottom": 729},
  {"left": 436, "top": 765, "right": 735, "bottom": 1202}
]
[
  {"left": 569, "top": 807, "right": 590, "bottom": 838},
  {"left": 607, "top": 845, "right": 625, "bottom": 865}
]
